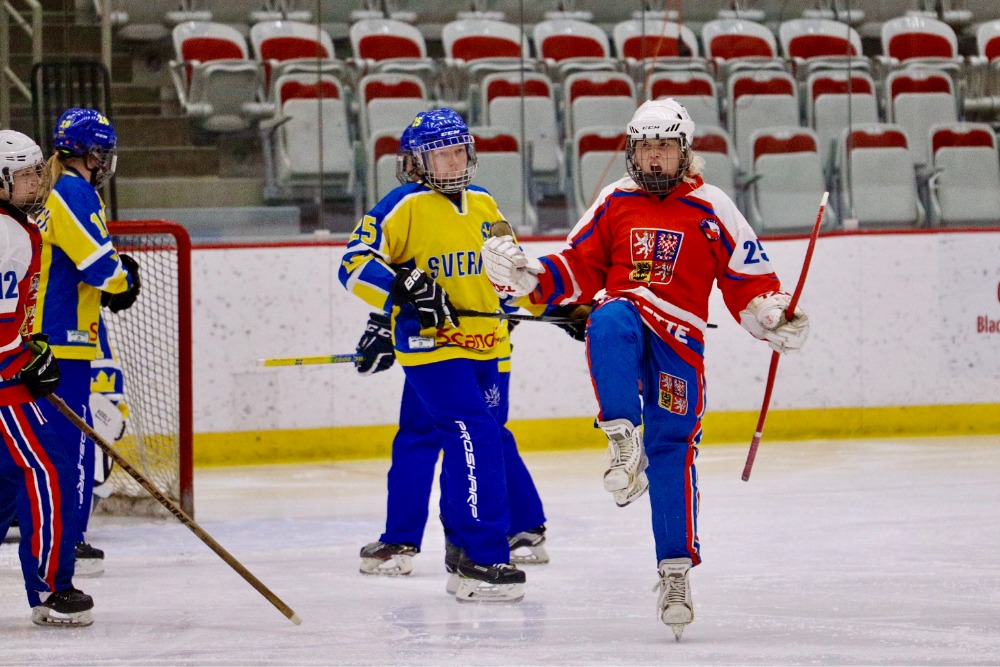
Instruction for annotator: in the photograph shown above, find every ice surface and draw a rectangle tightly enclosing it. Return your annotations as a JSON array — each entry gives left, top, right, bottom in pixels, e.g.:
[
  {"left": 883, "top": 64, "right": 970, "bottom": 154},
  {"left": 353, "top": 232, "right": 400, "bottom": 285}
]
[{"left": 3, "top": 436, "right": 1000, "bottom": 665}]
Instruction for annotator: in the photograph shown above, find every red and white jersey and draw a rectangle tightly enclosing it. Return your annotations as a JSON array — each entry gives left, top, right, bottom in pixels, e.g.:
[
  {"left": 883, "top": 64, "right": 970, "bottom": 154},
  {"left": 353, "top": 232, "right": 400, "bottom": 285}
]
[
  {"left": 0, "top": 202, "right": 43, "bottom": 405},
  {"left": 531, "top": 174, "right": 781, "bottom": 366}
]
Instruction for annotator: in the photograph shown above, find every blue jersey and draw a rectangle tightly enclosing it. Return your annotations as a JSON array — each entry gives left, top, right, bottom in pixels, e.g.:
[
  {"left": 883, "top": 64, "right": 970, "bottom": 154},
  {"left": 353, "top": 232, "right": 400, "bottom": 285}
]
[{"left": 32, "top": 168, "right": 131, "bottom": 360}]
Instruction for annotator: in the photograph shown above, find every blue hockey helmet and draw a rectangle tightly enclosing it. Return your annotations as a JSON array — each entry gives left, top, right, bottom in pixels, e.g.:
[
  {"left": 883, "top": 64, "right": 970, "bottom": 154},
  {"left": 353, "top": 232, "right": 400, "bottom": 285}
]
[
  {"left": 395, "top": 111, "right": 425, "bottom": 185},
  {"left": 408, "top": 108, "right": 476, "bottom": 194},
  {"left": 53, "top": 107, "right": 118, "bottom": 188}
]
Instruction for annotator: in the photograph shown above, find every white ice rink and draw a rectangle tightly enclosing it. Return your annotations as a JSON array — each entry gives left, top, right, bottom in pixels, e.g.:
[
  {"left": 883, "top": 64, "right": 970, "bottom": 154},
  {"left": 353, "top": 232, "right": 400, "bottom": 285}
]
[{"left": 3, "top": 436, "right": 1000, "bottom": 665}]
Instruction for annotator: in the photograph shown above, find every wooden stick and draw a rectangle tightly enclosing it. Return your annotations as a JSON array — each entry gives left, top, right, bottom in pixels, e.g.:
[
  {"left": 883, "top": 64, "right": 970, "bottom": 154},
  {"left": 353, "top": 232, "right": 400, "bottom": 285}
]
[
  {"left": 741, "top": 191, "right": 828, "bottom": 482},
  {"left": 46, "top": 394, "right": 302, "bottom": 625}
]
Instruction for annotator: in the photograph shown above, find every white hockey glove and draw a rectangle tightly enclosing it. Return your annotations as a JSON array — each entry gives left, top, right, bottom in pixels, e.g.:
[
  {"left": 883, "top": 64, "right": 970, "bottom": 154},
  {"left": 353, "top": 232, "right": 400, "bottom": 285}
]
[
  {"left": 481, "top": 236, "right": 544, "bottom": 298},
  {"left": 739, "top": 291, "right": 810, "bottom": 354}
]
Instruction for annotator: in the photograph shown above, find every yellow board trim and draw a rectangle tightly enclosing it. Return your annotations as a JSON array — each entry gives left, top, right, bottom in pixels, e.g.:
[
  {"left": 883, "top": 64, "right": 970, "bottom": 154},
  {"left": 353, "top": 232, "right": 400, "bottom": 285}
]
[{"left": 192, "top": 404, "right": 1000, "bottom": 468}]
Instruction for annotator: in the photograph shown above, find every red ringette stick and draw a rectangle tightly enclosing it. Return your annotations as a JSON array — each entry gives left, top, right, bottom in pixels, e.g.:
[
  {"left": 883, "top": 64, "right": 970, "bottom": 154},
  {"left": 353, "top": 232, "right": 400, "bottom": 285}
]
[{"left": 741, "top": 191, "right": 828, "bottom": 482}]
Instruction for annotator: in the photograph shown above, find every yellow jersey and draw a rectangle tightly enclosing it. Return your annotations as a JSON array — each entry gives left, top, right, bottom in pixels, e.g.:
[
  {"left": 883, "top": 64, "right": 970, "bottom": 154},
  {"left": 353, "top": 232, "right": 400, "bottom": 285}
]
[{"left": 339, "top": 182, "right": 510, "bottom": 366}]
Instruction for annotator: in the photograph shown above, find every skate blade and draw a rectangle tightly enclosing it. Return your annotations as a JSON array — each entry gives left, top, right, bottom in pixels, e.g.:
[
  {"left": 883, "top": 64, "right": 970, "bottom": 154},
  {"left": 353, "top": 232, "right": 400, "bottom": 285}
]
[
  {"left": 445, "top": 573, "right": 460, "bottom": 595},
  {"left": 670, "top": 624, "right": 685, "bottom": 641},
  {"left": 509, "top": 545, "right": 550, "bottom": 565},
  {"left": 31, "top": 607, "right": 94, "bottom": 628},
  {"left": 454, "top": 579, "right": 524, "bottom": 603},
  {"left": 74, "top": 559, "right": 104, "bottom": 578},
  {"left": 359, "top": 555, "right": 413, "bottom": 576},
  {"left": 613, "top": 474, "right": 649, "bottom": 507}
]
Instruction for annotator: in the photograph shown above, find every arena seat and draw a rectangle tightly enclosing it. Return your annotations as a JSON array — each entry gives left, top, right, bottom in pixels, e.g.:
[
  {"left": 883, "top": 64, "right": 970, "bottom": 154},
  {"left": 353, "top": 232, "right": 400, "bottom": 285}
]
[{"left": 169, "top": 21, "right": 272, "bottom": 132}]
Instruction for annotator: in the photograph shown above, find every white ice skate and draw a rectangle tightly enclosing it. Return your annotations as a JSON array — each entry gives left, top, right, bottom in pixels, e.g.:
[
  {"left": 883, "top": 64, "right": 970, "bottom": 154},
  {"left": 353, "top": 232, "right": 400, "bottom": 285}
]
[
  {"left": 653, "top": 557, "right": 693, "bottom": 641},
  {"left": 359, "top": 541, "right": 418, "bottom": 576},
  {"left": 453, "top": 555, "right": 525, "bottom": 603},
  {"left": 599, "top": 419, "right": 647, "bottom": 493},
  {"left": 612, "top": 470, "right": 649, "bottom": 507},
  {"left": 508, "top": 526, "right": 549, "bottom": 565}
]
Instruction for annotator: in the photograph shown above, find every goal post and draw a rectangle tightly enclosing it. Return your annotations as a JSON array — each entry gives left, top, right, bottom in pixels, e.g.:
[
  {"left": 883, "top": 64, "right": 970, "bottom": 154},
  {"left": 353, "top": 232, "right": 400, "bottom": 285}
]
[{"left": 99, "top": 220, "right": 194, "bottom": 517}]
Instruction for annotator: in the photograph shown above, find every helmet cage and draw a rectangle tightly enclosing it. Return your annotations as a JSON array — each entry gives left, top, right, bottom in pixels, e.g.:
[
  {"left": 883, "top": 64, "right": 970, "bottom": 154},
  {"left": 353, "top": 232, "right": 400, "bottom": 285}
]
[
  {"left": 86, "top": 146, "right": 118, "bottom": 189},
  {"left": 412, "top": 134, "right": 477, "bottom": 194},
  {"left": 1, "top": 161, "right": 52, "bottom": 217},
  {"left": 625, "top": 136, "right": 691, "bottom": 195},
  {"left": 0, "top": 130, "right": 51, "bottom": 217}
]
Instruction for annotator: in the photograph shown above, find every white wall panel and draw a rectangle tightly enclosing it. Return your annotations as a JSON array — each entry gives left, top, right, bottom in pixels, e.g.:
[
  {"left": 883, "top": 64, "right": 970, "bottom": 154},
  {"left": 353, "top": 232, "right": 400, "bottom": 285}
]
[{"left": 190, "top": 231, "right": 1000, "bottom": 433}]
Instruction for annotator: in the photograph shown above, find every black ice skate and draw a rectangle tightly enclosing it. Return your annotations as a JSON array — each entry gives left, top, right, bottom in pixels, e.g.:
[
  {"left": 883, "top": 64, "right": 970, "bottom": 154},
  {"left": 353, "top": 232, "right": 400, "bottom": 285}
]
[
  {"left": 3, "top": 517, "right": 19, "bottom": 543},
  {"left": 508, "top": 525, "right": 549, "bottom": 564},
  {"left": 454, "top": 553, "right": 525, "bottom": 603},
  {"left": 359, "top": 541, "right": 419, "bottom": 576},
  {"left": 444, "top": 537, "right": 463, "bottom": 595},
  {"left": 74, "top": 542, "right": 104, "bottom": 577},
  {"left": 31, "top": 588, "right": 94, "bottom": 627}
]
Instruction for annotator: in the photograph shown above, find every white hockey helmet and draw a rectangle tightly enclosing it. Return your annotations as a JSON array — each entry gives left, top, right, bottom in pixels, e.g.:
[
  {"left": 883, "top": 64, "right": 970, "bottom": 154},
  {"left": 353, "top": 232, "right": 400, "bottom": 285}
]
[
  {"left": 0, "top": 130, "right": 51, "bottom": 216},
  {"left": 625, "top": 98, "right": 696, "bottom": 195}
]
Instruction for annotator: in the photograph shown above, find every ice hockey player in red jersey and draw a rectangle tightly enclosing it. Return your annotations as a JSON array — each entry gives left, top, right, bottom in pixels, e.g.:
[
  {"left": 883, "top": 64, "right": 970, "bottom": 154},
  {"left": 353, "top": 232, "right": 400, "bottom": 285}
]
[
  {"left": 0, "top": 129, "right": 94, "bottom": 627},
  {"left": 481, "top": 99, "right": 810, "bottom": 639}
]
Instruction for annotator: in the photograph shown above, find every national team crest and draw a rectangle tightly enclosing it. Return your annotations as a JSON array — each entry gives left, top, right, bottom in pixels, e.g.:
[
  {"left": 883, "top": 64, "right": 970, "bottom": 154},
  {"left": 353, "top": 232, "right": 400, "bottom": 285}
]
[
  {"left": 629, "top": 229, "right": 683, "bottom": 284},
  {"left": 699, "top": 218, "right": 721, "bottom": 242},
  {"left": 658, "top": 372, "right": 689, "bottom": 415}
]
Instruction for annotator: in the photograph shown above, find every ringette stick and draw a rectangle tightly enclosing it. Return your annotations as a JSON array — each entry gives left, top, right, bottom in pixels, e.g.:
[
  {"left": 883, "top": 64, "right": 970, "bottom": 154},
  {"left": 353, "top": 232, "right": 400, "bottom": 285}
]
[
  {"left": 741, "top": 191, "right": 828, "bottom": 482},
  {"left": 456, "top": 309, "right": 578, "bottom": 324},
  {"left": 46, "top": 394, "right": 303, "bottom": 625},
  {"left": 257, "top": 353, "right": 362, "bottom": 367}
]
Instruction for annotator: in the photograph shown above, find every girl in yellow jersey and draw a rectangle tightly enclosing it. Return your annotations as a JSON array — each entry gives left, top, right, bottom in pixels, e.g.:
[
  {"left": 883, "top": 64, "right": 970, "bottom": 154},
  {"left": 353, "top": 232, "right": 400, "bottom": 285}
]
[
  {"left": 339, "top": 109, "right": 526, "bottom": 602},
  {"left": 33, "top": 108, "right": 140, "bottom": 577}
]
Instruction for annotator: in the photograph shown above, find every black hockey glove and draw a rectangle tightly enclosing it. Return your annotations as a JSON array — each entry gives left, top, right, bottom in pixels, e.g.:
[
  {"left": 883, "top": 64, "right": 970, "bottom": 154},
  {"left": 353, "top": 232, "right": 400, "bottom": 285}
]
[
  {"left": 102, "top": 254, "right": 141, "bottom": 313},
  {"left": 20, "top": 334, "right": 60, "bottom": 399},
  {"left": 548, "top": 304, "right": 591, "bottom": 342},
  {"left": 355, "top": 312, "right": 395, "bottom": 376},
  {"left": 390, "top": 268, "right": 460, "bottom": 329}
]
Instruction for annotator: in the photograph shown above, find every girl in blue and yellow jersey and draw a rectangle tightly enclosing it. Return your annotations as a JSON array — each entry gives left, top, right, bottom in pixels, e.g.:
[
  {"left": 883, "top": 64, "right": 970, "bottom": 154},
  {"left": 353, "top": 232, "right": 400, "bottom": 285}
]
[
  {"left": 32, "top": 108, "right": 140, "bottom": 576},
  {"left": 0, "top": 129, "right": 95, "bottom": 627},
  {"left": 339, "top": 109, "right": 527, "bottom": 602}
]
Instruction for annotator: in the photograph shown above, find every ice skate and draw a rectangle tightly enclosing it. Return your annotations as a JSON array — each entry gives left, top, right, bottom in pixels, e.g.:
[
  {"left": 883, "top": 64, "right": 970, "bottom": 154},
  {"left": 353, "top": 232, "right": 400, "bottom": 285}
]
[
  {"left": 599, "top": 419, "right": 647, "bottom": 493},
  {"left": 653, "top": 557, "right": 693, "bottom": 641},
  {"left": 444, "top": 537, "right": 462, "bottom": 595},
  {"left": 359, "top": 541, "right": 418, "bottom": 576},
  {"left": 31, "top": 588, "right": 94, "bottom": 627},
  {"left": 74, "top": 542, "right": 104, "bottom": 577},
  {"left": 3, "top": 517, "right": 19, "bottom": 543},
  {"left": 508, "top": 525, "right": 549, "bottom": 564},
  {"left": 454, "top": 554, "right": 525, "bottom": 603},
  {"left": 612, "top": 470, "right": 649, "bottom": 507}
]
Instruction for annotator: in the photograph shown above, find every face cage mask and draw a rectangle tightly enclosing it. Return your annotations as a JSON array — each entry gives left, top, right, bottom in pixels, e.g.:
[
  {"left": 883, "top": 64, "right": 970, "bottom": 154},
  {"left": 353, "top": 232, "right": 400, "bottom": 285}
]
[
  {"left": 625, "top": 138, "right": 691, "bottom": 195},
  {"left": 414, "top": 138, "right": 477, "bottom": 194},
  {"left": 89, "top": 148, "right": 117, "bottom": 189},
  {"left": 395, "top": 153, "right": 416, "bottom": 185},
  {"left": 1, "top": 161, "right": 52, "bottom": 217}
]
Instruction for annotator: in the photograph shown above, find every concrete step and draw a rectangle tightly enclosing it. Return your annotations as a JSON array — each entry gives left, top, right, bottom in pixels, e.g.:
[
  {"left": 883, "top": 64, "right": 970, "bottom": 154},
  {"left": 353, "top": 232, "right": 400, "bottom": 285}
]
[
  {"left": 115, "top": 115, "right": 194, "bottom": 147},
  {"left": 6, "top": 53, "right": 134, "bottom": 84},
  {"left": 116, "top": 145, "right": 219, "bottom": 178},
  {"left": 115, "top": 177, "right": 267, "bottom": 209},
  {"left": 118, "top": 205, "right": 302, "bottom": 240},
  {"left": 9, "top": 24, "right": 105, "bottom": 53}
]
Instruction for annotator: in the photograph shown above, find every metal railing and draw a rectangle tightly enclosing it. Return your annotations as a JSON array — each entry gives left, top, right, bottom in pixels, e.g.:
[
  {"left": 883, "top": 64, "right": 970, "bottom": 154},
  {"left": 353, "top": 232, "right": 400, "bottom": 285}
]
[{"left": 0, "top": 0, "right": 41, "bottom": 127}]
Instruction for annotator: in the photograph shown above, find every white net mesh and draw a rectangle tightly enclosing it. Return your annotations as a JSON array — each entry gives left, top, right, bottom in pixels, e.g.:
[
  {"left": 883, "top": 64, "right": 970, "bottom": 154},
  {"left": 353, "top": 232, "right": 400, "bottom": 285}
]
[{"left": 96, "top": 222, "right": 192, "bottom": 517}]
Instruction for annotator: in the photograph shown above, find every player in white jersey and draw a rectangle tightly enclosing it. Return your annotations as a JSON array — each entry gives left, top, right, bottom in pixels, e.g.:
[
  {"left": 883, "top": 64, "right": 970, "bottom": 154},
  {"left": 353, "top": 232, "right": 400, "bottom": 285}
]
[{"left": 0, "top": 129, "right": 95, "bottom": 627}]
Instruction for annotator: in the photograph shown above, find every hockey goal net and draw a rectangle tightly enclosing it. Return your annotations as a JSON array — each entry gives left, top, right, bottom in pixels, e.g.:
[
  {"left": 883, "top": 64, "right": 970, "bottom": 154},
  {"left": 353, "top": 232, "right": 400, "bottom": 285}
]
[{"left": 98, "top": 220, "right": 193, "bottom": 517}]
